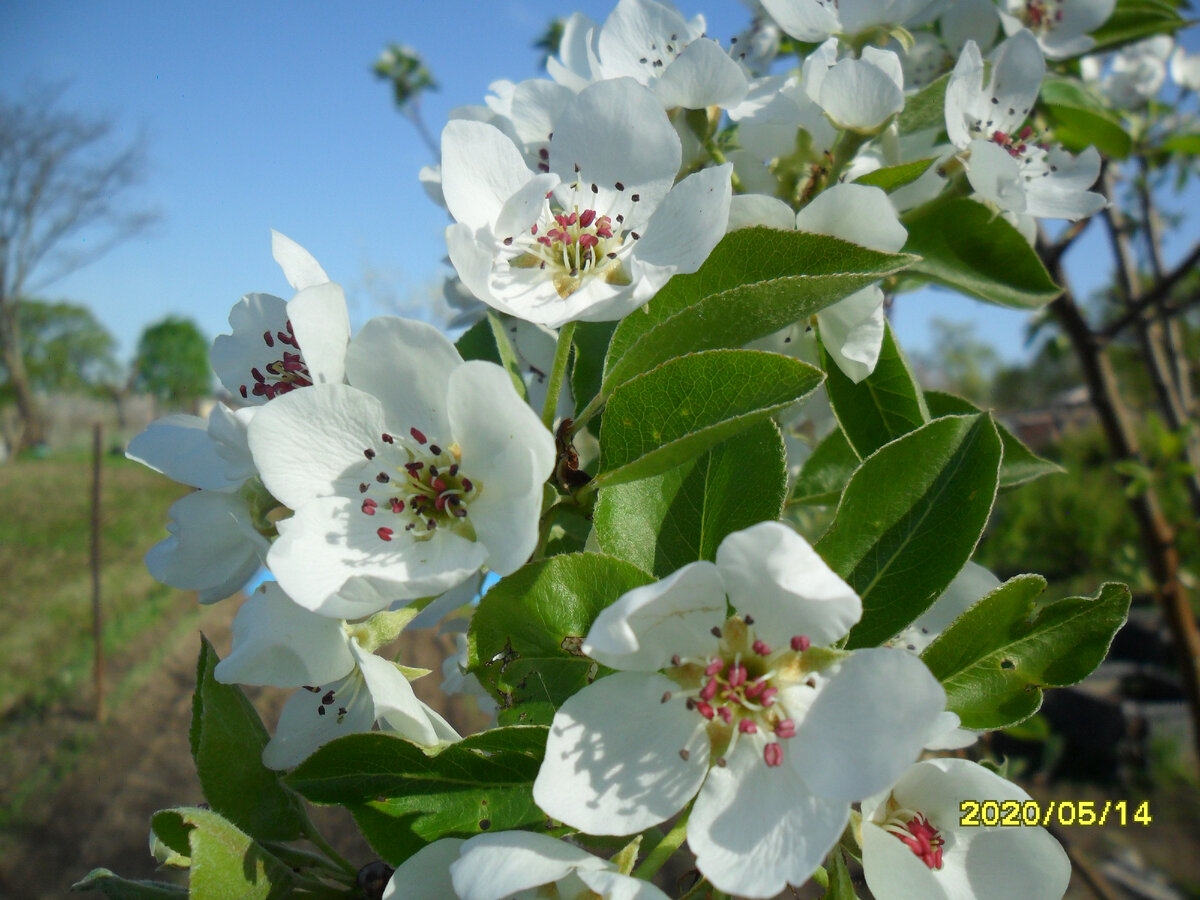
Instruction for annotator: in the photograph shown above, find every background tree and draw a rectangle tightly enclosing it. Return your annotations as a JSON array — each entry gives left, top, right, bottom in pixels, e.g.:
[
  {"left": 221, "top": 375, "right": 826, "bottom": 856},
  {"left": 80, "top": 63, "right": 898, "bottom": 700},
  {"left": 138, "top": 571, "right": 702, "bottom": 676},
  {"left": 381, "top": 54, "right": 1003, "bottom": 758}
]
[
  {"left": 0, "top": 84, "right": 156, "bottom": 451},
  {"left": 131, "top": 317, "right": 210, "bottom": 413},
  {"left": 0, "top": 298, "right": 119, "bottom": 402}
]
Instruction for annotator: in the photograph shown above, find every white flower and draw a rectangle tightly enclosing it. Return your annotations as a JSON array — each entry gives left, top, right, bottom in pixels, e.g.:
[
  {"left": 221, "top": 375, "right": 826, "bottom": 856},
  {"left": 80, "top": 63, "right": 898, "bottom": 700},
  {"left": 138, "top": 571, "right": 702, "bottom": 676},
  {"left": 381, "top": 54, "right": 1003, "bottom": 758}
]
[
  {"left": 127, "top": 404, "right": 267, "bottom": 603},
  {"left": 728, "top": 74, "right": 838, "bottom": 166},
  {"left": 1171, "top": 46, "right": 1200, "bottom": 91},
  {"left": 547, "top": 0, "right": 748, "bottom": 110},
  {"left": 210, "top": 231, "right": 350, "bottom": 404},
  {"left": 804, "top": 39, "right": 906, "bottom": 133},
  {"left": 861, "top": 758, "right": 1071, "bottom": 900},
  {"left": 383, "top": 832, "right": 671, "bottom": 900},
  {"left": 998, "top": 0, "right": 1115, "bottom": 59},
  {"left": 247, "top": 316, "right": 555, "bottom": 619},
  {"left": 1098, "top": 36, "right": 1173, "bottom": 106},
  {"left": 946, "top": 32, "right": 1105, "bottom": 220},
  {"left": 215, "top": 582, "right": 457, "bottom": 769},
  {"left": 443, "top": 77, "right": 731, "bottom": 328},
  {"left": 533, "top": 522, "right": 945, "bottom": 898},
  {"left": 762, "top": 0, "right": 944, "bottom": 42},
  {"left": 727, "top": 183, "right": 908, "bottom": 383}
]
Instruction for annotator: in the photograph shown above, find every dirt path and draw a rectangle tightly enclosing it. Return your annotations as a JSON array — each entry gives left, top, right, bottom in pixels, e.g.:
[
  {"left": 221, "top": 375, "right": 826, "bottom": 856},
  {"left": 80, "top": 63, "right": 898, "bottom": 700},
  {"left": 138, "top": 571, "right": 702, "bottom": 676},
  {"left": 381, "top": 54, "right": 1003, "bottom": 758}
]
[{"left": 0, "top": 597, "right": 476, "bottom": 900}]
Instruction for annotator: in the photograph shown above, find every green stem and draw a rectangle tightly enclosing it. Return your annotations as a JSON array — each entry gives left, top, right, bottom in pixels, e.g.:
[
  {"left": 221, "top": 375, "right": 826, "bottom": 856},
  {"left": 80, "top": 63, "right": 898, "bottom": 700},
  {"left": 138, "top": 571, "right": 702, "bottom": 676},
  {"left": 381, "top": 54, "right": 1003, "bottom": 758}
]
[
  {"left": 305, "top": 825, "right": 357, "bottom": 877},
  {"left": 573, "top": 391, "right": 604, "bottom": 431},
  {"left": 632, "top": 809, "right": 690, "bottom": 881},
  {"left": 677, "top": 875, "right": 711, "bottom": 900},
  {"left": 542, "top": 321, "right": 576, "bottom": 430}
]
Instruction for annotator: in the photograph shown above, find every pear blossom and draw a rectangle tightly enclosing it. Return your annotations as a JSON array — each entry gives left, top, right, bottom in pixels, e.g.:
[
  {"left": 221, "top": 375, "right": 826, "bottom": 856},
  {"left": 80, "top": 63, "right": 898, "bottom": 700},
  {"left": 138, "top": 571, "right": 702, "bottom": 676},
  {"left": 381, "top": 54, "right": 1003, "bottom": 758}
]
[
  {"left": 804, "top": 39, "right": 906, "bottom": 133},
  {"left": 443, "top": 77, "right": 731, "bottom": 328},
  {"left": 215, "top": 582, "right": 458, "bottom": 768},
  {"left": 533, "top": 521, "right": 945, "bottom": 898},
  {"left": 728, "top": 74, "right": 838, "bottom": 170},
  {"left": 761, "top": 0, "right": 944, "bottom": 43},
  {"left": 998, "top": 0, "right": 1115, "bottom": 59},
  {"left": 547, "top": 0, "right": 748, "bottom": 110},
  {"left": 127, "top": 403, "right": 267, "bottom": 603},
  {"left": 383, "top": 832, "right": 671, "bottom": 900},
  {"left": 946, "top": 31, "right": 1105, "bottom": 221},
  {"left": 1171, "top": 46, "right": 1200, "bottom": 91},
  {"left": 1096, "top": 36, "right": 1174, "bottom": 106},
  {"left": 728, "top": 183, "right": 908, "bottom": 382},
  {"left": 210, "top": 231, "right": 350, "bottom": 403},
  {"left": 861, "top": 758, "right": 1070, "bottom": 900},
  {"left": 247, "top": 316, "right": 555, "bottom": 619}
]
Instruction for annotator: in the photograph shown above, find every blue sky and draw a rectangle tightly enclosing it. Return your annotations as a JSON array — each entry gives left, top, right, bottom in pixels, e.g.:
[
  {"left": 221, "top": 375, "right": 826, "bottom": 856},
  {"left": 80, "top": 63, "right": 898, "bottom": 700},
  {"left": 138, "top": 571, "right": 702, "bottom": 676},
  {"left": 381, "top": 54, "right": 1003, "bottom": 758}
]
[{"left": 2, "top": 0, "right": 1198, "bottom": 368}]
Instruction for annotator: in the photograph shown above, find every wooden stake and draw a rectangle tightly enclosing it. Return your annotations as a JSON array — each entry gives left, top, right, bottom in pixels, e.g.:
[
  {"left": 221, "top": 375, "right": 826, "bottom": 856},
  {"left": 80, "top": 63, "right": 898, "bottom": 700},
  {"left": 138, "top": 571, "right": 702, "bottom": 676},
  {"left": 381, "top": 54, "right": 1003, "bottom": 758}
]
[{"left": 91, "top": 422, "right": 105, "bottom": 722}]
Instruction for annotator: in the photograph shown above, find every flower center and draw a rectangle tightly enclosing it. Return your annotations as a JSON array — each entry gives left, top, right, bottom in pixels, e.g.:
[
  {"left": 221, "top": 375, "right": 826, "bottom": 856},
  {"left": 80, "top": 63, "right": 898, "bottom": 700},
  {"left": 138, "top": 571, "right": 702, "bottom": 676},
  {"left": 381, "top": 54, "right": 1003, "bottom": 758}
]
[
  {"left": 1020, "top": 0, "right": 1064, "bottom": 32},
  {"left": 663, "top": 616, "right": 826, "bottom": 770},
  {"left": 238, "top": 319, "right": 314, "bottom": 400},
  {"left": 356, "top": 427, "right": 480, "bottom": 543},
  {"left": 501, "top": 173, "right": 641, "bottom": 300},
  {"left": 883, "top": 810, "right": 945, "bottom": 870}
]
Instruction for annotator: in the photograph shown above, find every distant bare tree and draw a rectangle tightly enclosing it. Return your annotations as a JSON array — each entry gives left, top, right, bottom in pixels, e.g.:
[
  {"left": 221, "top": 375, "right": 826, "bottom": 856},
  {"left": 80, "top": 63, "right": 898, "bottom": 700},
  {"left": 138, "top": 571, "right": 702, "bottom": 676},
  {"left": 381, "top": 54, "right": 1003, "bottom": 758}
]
[{"left": 0, "top": 84, "right": 157, "bottom": 451}]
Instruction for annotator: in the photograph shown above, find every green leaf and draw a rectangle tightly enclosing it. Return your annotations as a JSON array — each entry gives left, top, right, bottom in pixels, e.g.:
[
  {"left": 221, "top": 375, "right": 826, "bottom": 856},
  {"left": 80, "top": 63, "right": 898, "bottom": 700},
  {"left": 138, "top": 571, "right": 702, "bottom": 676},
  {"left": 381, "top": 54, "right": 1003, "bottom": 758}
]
[
  {"left": 821, "top": 849, "right": 861, "bottom": 900},
  {"left": 149, "top": 808, "right": 297, "bottom": 900},
  {"left": 467, "top": 553, "right": 655, "bottom": 724},
  {"left": 602, "top": 228, "right": 917, "bottom": 395},
  {"left": 1090, "top": 0, "right": 1187, "bottom": 53},
  {"left": 816, "top": 415, "right": 1003, "bottom": 648},
  {"left": 824, "top": 322, "right": 928, "bottom": 459},
  {"left": 454, "top": 317, "right": 503, "bottom": 365},
  {"left": 596, "top": 419, "right": 787, "bottom": 576},
  {"left": 791, "top": 426, "right": 860, "bottom": 506},
  {"left": 922, "top": 577, "right": 1131, "bottom": 729},
  {"left": 597, "top": 350, "right": 823, "bottom": 488},
  {"left": 924, "top": 390, "right": 1064, "bottom": 488},
  {"left": 1040, "top": 78, "right": 1132, "bottom": 159},
  {"left": 486, "top": 310, "right": 528, "bottom": 399},
  {"left": 854, "top": 158, "right": 936, "bottom": 193},
  {"left": 71, "top": 870, "right": 186, "bottom": 899},
  {"left": 897, "top": 73, "right": 949, "bottom": 134},
  {"left": 572, "top": 321, "right": 618, "bottom": 419},
  {"left": 1160, "top": 133, "right": 1200, "bottom": 156},
  {"left": 189, "top": 637, "right": 309, "bottom": 842},
  {"left": 901, "top": 196, "right": 1061, "bottom": 308},
  {"left": 285, "top": 728, "right": 549, "bottom": 865}
]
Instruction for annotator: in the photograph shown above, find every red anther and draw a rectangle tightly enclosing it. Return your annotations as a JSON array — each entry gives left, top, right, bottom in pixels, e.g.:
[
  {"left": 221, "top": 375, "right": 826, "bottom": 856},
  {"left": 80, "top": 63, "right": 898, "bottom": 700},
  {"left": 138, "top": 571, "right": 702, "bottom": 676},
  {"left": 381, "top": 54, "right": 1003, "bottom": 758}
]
[
  {"left": 389, "top": 498, "right": 404, "bottom": 513},
  {"left": 435, "top": 495, "right": 448, "bottom": 512},
  {"left": 992, "top": 130, "right": 1009, "bottom": 144},
  {"left": 409, "top": 427, "right": 427, "bottom": 444},
  {"left": 745, "top": 680, "right": 766, "bottom": 699},
  {"left": 775, "top": 718, "right": 797, "bottom": 739},
  {"left": 432, "top": 477, "right": 448, "bottom": 492},
  {"left": 239, "top": 385, "right": 248, "bottom": 398},
  {"left": 752, "top": 639, "right": 771, "bottom": 656},
  {"left": 728, "top": 664, "right": 747, "bottom": 688},
  {"left": 595, "top": 217, "right": 614, "bottom": 238},
  {"left": 377, "top": 527, "right": 394, "bottom": 542},
  {"left": 790, "top": 635, "right": 811, "bottom": 652},
  {"left": 461, "top": 478, "right": 473, "bottom": 492},
  {"left": 578, "top": 208, "right": 596, "bottom": 227},
  {"left": 1018, "top": 125, "right": 1033, "bottom": 139},
  {"left": 699, "top": 679, "right": 718, "bottom": 701},
  {"left": 738, "top": 719, "right": 757, "bottom": 734},
  {"left": 251, "top": 367, "right": 265, "bottom": 382},
  {"left": 671, "top": 654, "right": 682, "bottom": 667},
  {"left": 452, "top": 506, "right": 468, "bottom": 518},
  {"left": 361, "top": 499, "right": 377, "bottom": 515},
  {"left": 537, "top": 235, "right": 553, "bottom": 246},
  {"left": 704, "top": 659, "right": 724, "bottom": 676},
  {"left": 760, "top": 687, "right": 779, "bottom": 707},
  {"left": 718, "top": 706, "right": 733, "bottom": 724},
  {"left": 381, "top": 432, "right": 394, "bottom": 443},
  {"left": 763, "top": 743, "right": 783, "bottom": 767},
  {"left": 263, "top": 330, "right": 275, "bottom": 347},
  {"left": 578, "top": 233, "right": 599, "bottom": 250},
  {"left": 696, "top": 701, "right": 715, "bottom": 720},
  {"left": 405, "top": 461, "right": 424, "bottom": 474}
]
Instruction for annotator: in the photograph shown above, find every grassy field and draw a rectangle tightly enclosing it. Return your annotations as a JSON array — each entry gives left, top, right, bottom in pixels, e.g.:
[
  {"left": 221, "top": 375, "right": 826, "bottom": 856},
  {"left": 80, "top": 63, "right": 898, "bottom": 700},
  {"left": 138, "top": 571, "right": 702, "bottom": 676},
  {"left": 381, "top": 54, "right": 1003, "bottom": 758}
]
[{"left": 0, "top": 450, "right": 194, "bottom": 723}]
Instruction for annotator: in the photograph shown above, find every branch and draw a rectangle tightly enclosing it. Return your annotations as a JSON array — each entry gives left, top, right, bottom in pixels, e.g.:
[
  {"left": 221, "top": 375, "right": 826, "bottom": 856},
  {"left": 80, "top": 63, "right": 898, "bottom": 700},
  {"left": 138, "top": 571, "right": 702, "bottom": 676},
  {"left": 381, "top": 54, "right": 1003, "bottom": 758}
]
[{"left": 1100, "top": 239, "right": 1200, "bottom": 339}]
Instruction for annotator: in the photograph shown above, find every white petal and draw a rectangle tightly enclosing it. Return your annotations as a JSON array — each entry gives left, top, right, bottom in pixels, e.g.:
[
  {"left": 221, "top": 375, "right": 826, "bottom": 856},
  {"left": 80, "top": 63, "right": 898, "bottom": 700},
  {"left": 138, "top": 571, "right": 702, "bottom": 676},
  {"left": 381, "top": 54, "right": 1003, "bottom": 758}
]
[
  {"left": 145, "top": 491, "right": 267, "bottom": 603},
  {"left": 966, "top": 138, "right": 1027, "bottom": 213},
  {"left": 441, "top": 119, "right": 535, "bottom": 232},
  {"left": 533, "top": 671, "right": 709, "bottom": 835},
  {"left": 795, "top": 183, "right": 907, "bottom": 252},
  {"left": 577, "top": 868, "right": 673, "bottom": 900},
  {"left": 382, "top": 838, "right": 464, "bottom": 900},
  {"left": 1023, "top": 146, "right": 1105, "bottom": 220},
  {"left": 988, "top": 31, "right": 1044, "bottom": 131},
  {"left": 689, "top": 740, "right": 849, "bottom": 898},
  {"left": 818, "top": 286, "right": 886, "bottom": 383},
  {"left": 655, "top": 39, "right": 749, "bottom": 109},
  {"left": 210, "top": 292, "right": 290, "bottom": 405},
  {"left": 127, "top": 414, "right": 241, "bottom": 491},
  {"left": 207, "top": 404, "right": 257, "bottom": 484},
  {"left": 352, "top": 642, "right": 444, "bottom": 746},
  {"left": 817, "top": 57, "right": 905, "bottom": 131},
  {"left": 862, "top": 46, "right": 906, "bottom": 92},
  {"left": 727, "top": 193, "right": 797, "bottom": 232},
  {"left": 761, "top": 0, "right": 841, "bottom": 41},
  {"left": 632, "top": 164, "right": 732, "bottom": 274},
  {"left": 942, "top": 0, "right": 1000, "bottom": 52},
  {"left": 215, "top": 583, "right": 354, "bottom": 687},
  {"left": 344, "top": 316, "right": 463, "bottom": 443},
  {"left": 946, "top": 41, "right": 986, "bottom": 148},
  {"left": 446, "top": 223, "right": 496, "bottom": 307},
  {"left": 271, "top": 230, "right": 329, "bottom": 291},
  {"left": 801, "top": 38, "right": 840, "bottom": 101},
  {"left": 451, "top": 832, "right": 605, "bottom": 900},
  {"left": 494, "top": 172, "right": 560, "bottom": 240},
  {"left": 909, "top": 561, "right": 1000, "bottom": 643},
  {"left": 792, "top": 648, "right": 945, "bottom": 801},
  {"left": 549, "top": 78, "right": 681, "bottom": 231},
  {"left": 262, "top": 672, "right": 376, "bottom": 769},
  {"left": 584, "top": 561, "right": 726, "bottom": 671},
  {"left": 248, "top": 383, "right": 384, "bottom": 510},
  {"left": 862, "top": 822, "right": 955, "bottom": 900},
  {"left": 715, "top": 522, "right": 861, "bottom": 646},
  {"left": 287, "top": 281, "right": 350, "bottom": 387},
  {"left": 596, "top": 0, "right": 700, "bottom": 85}
]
